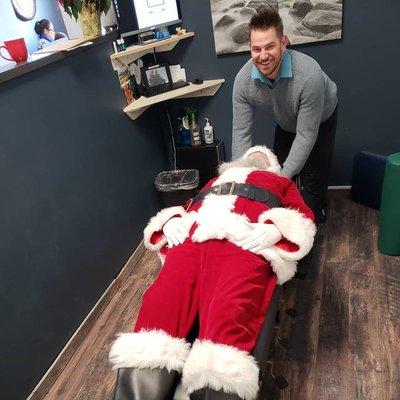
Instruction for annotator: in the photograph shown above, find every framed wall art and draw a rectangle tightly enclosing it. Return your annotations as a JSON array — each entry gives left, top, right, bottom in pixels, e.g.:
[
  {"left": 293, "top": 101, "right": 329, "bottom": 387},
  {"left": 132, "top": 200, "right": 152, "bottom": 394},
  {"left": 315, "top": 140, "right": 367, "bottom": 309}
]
[{"left": 210, "top": 0, "right": 342, "bottom": 54}]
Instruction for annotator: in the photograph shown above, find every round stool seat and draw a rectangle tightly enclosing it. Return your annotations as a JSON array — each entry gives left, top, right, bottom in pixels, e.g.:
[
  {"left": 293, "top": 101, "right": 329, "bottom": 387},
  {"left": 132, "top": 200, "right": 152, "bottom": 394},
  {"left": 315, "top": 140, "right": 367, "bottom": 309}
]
[{"left": 378, "top": 153, "right": 400, "bottom": 255}]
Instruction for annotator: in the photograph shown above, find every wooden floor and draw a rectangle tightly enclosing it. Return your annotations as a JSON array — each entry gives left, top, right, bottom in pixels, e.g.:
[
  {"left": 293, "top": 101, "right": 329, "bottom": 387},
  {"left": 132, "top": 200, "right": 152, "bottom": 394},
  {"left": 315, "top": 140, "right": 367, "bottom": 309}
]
[
  {"left": 40, "top": 190, "right": 400, "bottom": 400},
  {"left": 260, "top": 191, "right": 400, "bottom": 400}
]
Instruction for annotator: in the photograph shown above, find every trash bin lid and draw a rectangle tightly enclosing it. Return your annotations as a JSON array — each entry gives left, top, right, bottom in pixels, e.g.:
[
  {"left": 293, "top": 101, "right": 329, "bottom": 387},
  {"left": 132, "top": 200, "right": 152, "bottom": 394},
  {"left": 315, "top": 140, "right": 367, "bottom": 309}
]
[{"left": 155, "top": 169, "right": 199, "bottom": 192}]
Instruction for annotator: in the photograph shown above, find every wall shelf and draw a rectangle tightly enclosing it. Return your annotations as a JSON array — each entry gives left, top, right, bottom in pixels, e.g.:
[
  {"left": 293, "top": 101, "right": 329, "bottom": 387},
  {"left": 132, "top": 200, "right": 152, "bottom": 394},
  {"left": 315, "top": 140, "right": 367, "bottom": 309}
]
[
  {"left": 123, "top": 79, "right": 225, "bottom": 120},
  {"left": 110, "top": 32, "right": 195, "bottom": 69},
  {"left": 110, "top": 32, "right": 224, "bottom": 119}
]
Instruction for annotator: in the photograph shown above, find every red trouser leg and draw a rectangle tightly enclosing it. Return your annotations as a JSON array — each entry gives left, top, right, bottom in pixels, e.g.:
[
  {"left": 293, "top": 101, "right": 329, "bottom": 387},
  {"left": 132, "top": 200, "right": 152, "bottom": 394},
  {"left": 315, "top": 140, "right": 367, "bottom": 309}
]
[
  {"left": 182, "top": 240, "right": 277, "bottom": 399},
  {"left": 134, "top": 239, "right": 200, "bottom": 339},
  {"left": 109, "top": 241, "right": 200, "bottom": 373},
  {"left": 198, "top": 239, "right": 277, "bottom": 352}
]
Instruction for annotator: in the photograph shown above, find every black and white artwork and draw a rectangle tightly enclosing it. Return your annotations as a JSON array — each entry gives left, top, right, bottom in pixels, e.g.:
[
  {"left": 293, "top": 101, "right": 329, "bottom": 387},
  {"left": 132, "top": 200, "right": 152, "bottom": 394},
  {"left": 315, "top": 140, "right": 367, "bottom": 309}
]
[{"left": 210, "top": 0, "right": 343, "bottom": 54}]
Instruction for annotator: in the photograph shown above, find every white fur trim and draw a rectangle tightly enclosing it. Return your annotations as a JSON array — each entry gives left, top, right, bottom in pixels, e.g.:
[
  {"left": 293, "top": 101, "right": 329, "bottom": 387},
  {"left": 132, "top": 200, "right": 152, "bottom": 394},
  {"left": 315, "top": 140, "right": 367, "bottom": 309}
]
[
  {"left": 216, "top": 166, "right": 257, "bottom": 184},
  {"left": 266, "top": 165, "right": 282, "bottom": 174},
  {"left": 182, "top": 340, "right": 259, "bottom": 400},
  {"left": 156, "top": 211, "right": 198, "bottom": 265},
  {"left": 143, "top": 206, "right": 187, "bottom": 251},
  {"left": 191, "top": 168, "right": 253, "bottom": 243},
  {"left": 258, "top": 208, "right": 316, "bottom": 260},
  {"left": 260, "top": 247, "right": 297, "bottom": 284},
  {"left": 158, "top": 253, "right": 166, "bottom": 264},
  {"left": 109, "top": 329, "right": 191, "bottom": 372}
]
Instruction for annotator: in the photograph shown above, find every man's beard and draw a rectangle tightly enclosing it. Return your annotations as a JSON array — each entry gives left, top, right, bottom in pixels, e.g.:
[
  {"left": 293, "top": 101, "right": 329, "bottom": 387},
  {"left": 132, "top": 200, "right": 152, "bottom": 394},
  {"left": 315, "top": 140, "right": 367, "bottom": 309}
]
[{"left": 218, "top": 156, "right": 269, "bottom": 175}]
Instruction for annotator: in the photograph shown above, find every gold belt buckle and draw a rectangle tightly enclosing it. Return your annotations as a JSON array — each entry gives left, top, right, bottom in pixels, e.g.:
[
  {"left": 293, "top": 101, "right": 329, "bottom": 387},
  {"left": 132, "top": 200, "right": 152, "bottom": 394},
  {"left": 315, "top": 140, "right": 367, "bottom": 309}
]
[{"left": 228, "top": 182, "right": 236, "bottom": 195}]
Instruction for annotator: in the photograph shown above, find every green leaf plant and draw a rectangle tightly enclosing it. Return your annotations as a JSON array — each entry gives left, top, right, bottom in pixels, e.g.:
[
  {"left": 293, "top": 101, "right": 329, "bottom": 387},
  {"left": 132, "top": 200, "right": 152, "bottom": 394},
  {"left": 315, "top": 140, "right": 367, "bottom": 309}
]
[{"left": 58, "top": 0, "right": 111, "bottom": 20}]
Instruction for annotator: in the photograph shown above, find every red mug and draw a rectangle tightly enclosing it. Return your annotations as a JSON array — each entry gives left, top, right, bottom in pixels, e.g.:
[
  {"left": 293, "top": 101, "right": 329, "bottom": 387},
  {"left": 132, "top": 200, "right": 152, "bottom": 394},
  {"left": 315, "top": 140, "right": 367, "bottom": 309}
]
[{"left": 0, "top": 38, "right": 28, "bottom": 63}]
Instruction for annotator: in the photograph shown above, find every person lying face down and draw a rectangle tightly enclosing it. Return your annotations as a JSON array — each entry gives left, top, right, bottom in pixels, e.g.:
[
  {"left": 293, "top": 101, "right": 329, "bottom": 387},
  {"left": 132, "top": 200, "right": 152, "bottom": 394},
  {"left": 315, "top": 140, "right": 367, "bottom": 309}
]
[{"left": 109, "top": 145, "right": 316, "bottom": 400}]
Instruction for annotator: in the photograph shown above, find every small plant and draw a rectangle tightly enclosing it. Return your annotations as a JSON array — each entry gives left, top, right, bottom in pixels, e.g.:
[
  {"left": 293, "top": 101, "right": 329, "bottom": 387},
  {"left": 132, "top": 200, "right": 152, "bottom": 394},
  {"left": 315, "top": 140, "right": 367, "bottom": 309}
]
[{"left": 182, "top": 106, "right": 197, "bottom": 129}]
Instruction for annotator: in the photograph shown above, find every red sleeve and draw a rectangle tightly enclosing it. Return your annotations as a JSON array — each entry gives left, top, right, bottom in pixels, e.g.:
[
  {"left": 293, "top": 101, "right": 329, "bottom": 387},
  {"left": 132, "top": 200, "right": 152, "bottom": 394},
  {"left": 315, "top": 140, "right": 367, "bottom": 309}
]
[{"left": 281, "top": 179, "right": 314, "bottom": 222}]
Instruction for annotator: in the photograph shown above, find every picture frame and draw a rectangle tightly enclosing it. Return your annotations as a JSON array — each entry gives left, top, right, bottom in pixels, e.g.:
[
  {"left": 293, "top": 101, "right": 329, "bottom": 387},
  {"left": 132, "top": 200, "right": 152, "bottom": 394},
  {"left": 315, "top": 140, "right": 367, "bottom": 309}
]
[{"left": 141, "top": 63, "right": 172, "bottom": 89}]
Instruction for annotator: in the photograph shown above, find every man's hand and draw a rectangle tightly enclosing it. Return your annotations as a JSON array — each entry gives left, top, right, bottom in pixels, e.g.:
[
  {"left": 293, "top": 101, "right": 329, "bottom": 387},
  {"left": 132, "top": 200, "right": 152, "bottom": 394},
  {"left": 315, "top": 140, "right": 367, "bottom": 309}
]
[
  {"left": 162, "top": 217, "right": 189, "bottom": 247},
  {"left": 236, "top": 223, "right": 282, "bottom": 252}
]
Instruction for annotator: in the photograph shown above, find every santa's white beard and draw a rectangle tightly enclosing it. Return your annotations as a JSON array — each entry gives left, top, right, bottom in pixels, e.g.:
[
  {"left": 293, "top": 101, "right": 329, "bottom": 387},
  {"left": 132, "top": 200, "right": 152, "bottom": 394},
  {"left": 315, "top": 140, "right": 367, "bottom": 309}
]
[{"left": 218, "top": 157, "right": 269, "bottom": 175}]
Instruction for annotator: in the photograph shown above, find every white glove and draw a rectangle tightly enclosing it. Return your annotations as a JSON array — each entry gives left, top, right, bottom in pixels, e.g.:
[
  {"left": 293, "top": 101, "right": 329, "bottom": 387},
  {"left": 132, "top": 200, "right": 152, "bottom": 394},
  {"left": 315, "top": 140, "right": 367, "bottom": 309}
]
[
  {"left": 236, "top": 223, "right": 282, "bottom": 252},
  {"left": 162, "top": 217, "right": 189, "bottom": 247}
]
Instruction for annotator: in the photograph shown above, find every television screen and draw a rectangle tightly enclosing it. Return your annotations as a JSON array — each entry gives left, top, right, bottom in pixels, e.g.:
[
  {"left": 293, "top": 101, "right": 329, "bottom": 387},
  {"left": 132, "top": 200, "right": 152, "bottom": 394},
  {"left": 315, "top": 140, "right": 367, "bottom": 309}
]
[{"left": 113, "top": 0, "right": 182, "bottom": 38}]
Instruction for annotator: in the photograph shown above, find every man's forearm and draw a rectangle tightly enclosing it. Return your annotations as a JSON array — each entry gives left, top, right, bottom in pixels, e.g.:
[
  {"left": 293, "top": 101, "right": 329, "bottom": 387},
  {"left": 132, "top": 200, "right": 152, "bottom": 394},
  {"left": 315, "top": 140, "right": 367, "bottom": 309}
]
[
  {"left": 283, "top": 88, "right": 323, "bottom": 177},
  {"left": 281, "top": 129, "right": 318, "bottom": 178}
]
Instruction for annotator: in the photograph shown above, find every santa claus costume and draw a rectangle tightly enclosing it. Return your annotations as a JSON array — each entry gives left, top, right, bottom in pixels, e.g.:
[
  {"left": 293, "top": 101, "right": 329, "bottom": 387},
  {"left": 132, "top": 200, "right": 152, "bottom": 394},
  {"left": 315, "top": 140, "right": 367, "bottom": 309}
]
[{"left": 109, "top": 146, "right": 316, "bottom": 400}]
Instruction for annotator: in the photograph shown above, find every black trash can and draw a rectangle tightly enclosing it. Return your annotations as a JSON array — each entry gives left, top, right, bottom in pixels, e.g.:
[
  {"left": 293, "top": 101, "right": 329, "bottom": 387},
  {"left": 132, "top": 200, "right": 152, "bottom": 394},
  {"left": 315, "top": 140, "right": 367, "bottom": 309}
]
[{"left": 155, "top": 169, "right": 199, "bottom": 208}]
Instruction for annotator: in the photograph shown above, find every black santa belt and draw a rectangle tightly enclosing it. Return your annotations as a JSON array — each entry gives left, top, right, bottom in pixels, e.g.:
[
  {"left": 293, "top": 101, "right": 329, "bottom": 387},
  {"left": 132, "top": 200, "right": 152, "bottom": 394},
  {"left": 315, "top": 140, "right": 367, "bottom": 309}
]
[{"left": 192, "top": 182, "right": 281, "bottom": 208}]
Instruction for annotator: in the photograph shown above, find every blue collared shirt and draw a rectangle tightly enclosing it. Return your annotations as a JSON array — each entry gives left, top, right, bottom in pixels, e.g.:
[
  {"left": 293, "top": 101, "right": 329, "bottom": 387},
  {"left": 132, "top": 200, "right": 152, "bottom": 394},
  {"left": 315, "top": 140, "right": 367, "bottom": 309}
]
[{"left": 251, "top": 50, "right": 293, "bottom": 89}]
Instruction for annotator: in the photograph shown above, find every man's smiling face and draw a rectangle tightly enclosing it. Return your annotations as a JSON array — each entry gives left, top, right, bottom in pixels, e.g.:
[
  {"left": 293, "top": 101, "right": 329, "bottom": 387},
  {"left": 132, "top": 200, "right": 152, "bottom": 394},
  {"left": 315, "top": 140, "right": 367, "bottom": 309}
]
[{"left": 250, "top": 27, "right": 287, "bottom": 80}]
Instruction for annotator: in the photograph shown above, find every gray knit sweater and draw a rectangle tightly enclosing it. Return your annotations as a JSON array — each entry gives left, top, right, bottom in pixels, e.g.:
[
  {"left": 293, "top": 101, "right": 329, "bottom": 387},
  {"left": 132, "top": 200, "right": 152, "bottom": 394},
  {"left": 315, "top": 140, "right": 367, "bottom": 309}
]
[{"left": 232, "top": 49, "right": 338, "bottom": 178}]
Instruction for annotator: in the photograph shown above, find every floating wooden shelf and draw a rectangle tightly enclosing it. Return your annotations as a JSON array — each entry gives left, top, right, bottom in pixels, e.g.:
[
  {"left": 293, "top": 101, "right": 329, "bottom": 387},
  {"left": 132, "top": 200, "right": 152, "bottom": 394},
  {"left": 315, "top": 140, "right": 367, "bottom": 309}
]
[
  {"left": 109, "top": 32, "right": 224, "bottom": 120},
  {"left": 110, "top": 32, "right": 195, "bottom": 69},
  {"left": 123, "top": 79, "right": 225, "bottom": 120}
]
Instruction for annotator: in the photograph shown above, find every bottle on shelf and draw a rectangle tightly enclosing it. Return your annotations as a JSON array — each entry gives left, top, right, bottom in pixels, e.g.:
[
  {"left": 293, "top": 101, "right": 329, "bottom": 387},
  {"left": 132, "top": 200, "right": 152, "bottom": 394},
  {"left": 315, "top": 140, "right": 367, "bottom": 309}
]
[
  {"left": 203, "top": 118, "right": 214, "bottom": 145},
  {"left": 117, "top": 38, "right": 126, "bottom": 52},
  {"left": 188, "top": 109, "right": 201, "bottom": 147}
]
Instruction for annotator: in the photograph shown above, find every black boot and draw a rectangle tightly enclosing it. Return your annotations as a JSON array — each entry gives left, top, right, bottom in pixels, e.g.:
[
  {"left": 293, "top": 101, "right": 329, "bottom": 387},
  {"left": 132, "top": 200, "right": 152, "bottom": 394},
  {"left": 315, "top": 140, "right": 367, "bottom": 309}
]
[
  {"left": 113, "top": 367, "right": 178, "bottom": 400},
  {"left": 189, "top": 387, "right": 244, "bottom": 400}
]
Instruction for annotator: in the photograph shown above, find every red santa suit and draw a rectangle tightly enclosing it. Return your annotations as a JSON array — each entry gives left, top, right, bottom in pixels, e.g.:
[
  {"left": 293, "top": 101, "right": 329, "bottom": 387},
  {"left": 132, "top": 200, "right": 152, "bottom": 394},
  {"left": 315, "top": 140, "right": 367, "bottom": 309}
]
[{"left": 109, "top": 146, "right": 316, "bottom": 400}]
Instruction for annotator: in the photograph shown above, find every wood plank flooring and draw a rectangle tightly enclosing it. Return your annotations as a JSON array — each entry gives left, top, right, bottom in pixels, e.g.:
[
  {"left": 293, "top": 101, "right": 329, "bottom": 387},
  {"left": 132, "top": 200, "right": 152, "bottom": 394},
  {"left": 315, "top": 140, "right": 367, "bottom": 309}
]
[
  {"left": 40, "top": 190, "right": 400, "bottom": 400},
  {"left": 260, "top": 190, "right": 400, "bottom": 400}
]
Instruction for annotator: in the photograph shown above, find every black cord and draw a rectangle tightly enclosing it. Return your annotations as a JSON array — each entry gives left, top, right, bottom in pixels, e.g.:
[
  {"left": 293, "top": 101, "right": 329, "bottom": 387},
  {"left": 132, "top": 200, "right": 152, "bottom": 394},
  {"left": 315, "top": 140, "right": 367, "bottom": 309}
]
[
  {"left": 152, "top": 48, "right": 176, "bottom": 170},
  {"left": 165, "top": 103, "right": 177, "bottom": 170}
]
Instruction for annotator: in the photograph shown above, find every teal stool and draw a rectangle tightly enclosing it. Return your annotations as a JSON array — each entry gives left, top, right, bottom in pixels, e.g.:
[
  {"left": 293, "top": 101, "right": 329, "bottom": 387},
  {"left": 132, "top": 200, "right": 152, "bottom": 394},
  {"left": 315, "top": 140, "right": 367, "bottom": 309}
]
[{"left": 378, "top": 153, "right": 400, "bottom": 255}]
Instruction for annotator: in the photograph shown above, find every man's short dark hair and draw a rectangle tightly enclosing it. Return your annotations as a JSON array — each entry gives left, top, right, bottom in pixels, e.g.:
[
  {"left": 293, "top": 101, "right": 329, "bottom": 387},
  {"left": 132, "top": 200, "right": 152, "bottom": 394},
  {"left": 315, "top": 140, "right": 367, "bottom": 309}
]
[{"left": 249, "top": 5, "right": 284, "bottom": 37}]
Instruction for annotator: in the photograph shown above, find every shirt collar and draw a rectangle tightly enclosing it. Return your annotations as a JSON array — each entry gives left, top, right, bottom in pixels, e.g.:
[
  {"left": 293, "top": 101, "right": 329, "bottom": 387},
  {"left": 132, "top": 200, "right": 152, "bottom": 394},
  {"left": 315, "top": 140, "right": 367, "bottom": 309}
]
[
  {"left": 39, "top": 34, "right": 53, "bottom": 42},
  {"left": 251, "top": 50, "right": 293, "bottom": 88}
]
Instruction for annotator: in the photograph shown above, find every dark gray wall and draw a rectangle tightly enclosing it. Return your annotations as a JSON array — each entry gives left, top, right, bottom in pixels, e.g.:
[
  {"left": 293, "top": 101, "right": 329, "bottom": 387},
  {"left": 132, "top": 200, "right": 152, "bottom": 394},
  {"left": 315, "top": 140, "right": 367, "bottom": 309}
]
[
  {"left": 0, "top": 0, "right": 66, "bottom": 55},
  {"left": 0, "top": 41, "right": 167, "bottom": 400},
  {"left": 163, "top": 0, "right": 400, "bottom": 185}
]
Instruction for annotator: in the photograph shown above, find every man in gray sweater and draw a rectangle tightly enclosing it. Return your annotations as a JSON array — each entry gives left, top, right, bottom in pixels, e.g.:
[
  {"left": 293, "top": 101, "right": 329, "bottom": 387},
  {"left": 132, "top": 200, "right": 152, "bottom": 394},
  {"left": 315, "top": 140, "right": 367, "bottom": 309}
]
[{"left": 232, "top": 6, "right": 338, "bottom": 223}]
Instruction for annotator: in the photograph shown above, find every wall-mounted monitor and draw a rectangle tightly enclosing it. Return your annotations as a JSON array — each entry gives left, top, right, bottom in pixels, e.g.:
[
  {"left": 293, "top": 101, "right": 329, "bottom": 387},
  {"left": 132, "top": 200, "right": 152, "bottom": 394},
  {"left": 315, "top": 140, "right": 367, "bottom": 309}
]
[{"left": 112, "top": 0, "right": 182, "bottom": 39}]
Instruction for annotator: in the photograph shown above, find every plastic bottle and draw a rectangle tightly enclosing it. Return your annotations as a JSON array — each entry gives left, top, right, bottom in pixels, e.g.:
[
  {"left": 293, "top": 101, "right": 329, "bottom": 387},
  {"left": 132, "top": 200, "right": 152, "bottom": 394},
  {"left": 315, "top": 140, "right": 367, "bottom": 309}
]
[
  {"left": 203, "top": 118, "right": 214, "bottom": 144},
  {"left": 162, "top": 27, "right": 170, "bottom": 38},
  {"left": 119, "top": 38, "right": 126, "bottom": 51}
]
